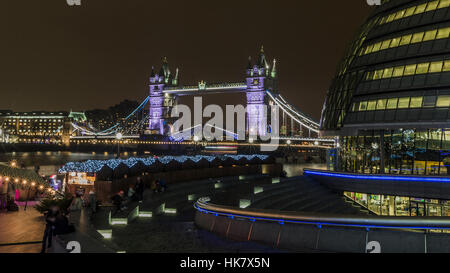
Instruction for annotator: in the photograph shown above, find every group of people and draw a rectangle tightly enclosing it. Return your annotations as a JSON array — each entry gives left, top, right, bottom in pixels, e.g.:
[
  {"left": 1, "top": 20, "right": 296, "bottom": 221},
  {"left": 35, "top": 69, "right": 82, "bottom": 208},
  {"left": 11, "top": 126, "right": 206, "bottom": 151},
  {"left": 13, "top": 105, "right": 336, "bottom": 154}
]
[
  {"left": 151, "top": 178, "right": 167, "bottom": 193},
  {"left": 71, "top": 189, "right": 98, "bottom": 216},
  {"left": 111, "top": 177, "right": 145, "bottom": 214},
  {"left": 111, "top": 177, "right": 169, "bottom": 214}
]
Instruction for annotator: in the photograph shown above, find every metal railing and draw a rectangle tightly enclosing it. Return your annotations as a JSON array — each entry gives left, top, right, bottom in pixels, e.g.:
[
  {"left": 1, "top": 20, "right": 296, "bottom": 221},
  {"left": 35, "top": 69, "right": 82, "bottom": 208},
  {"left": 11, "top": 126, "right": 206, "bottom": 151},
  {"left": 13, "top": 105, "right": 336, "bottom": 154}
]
[{"left": 194, "top": 197, "right": 450, "bottom": 230}]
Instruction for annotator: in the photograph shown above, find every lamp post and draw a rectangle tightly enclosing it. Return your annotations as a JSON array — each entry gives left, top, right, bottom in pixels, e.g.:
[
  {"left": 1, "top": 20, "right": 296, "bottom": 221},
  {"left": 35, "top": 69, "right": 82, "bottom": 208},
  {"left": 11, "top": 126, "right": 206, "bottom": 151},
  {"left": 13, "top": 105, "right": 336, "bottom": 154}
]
[
  {"left": 116, "top": 133, "right": 123, "bottom": 158},
  {"left": 193, "top": 135, "right": 200, "bottom": 152}
]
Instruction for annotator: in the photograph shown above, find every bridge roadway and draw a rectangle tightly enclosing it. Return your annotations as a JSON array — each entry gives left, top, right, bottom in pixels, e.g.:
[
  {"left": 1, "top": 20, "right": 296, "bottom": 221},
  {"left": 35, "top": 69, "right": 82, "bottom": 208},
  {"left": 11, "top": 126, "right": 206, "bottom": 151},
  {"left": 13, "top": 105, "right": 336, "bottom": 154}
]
[
  {"left": 69, "top": 135, "right": 336, "bottom": 147},
  {"left": 163, "top": 82, "right": 247, "bottom": 96}
]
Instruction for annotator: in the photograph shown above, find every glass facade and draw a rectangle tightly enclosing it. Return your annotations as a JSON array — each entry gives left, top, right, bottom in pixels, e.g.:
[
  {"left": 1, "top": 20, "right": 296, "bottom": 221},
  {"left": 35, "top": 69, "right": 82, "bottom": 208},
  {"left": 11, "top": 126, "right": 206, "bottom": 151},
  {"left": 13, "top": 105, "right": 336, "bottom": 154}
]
[
  {"left": 321, "top": 0, "right": 450, "bottom": 132},
  {"left": 344, "top": 191, "right": 450, "bottom": 217},
  {"left": 340, "top": 129, "right": 450, "bottom": 175}
]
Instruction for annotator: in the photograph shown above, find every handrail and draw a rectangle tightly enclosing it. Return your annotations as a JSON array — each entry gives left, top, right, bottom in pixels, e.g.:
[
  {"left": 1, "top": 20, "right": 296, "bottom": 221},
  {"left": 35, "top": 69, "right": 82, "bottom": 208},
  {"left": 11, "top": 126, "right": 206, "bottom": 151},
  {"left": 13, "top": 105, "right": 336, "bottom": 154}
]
[
  {"left": 303, "top": 168, "right": 450, "bottom": 183},
  {"left": 194, "top": 198, "right": 450, "bottom": 230}
]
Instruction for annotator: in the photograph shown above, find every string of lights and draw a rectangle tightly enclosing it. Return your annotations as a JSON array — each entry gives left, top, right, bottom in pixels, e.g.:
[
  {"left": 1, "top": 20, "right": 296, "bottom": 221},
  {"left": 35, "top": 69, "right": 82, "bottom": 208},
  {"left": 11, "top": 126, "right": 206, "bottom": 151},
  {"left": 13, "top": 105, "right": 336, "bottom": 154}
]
[
  {"left": 0, "top": 163, "right": 55, "bottom": 196},
  {"left": 58, "top": 154, "right": 270, "bottom": 174}
]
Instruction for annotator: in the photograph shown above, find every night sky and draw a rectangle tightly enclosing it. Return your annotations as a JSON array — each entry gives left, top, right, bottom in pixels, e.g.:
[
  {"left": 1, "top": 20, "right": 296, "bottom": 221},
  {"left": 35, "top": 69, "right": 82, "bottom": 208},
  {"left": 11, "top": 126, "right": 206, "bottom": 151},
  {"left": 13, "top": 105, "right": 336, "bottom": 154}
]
[{"left": 0, "top": 0, "right": 373, "bottom": 121}]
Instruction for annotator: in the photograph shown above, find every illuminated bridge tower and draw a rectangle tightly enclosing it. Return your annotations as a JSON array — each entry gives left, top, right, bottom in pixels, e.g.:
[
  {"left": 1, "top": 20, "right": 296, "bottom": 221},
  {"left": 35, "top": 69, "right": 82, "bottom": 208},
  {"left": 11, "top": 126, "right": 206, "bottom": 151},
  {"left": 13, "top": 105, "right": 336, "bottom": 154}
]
[
  {"left": 246, "top": 46, "right": 277, "bottom": 138},
  {"left": 149, "top": 57, "right": 179, "bottom": 135}
]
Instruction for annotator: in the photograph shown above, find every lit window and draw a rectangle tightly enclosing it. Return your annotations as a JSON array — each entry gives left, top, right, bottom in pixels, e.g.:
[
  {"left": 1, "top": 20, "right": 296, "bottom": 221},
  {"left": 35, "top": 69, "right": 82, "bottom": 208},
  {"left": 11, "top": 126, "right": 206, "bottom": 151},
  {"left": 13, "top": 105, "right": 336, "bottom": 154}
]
[
  {"left": 443, "top": 60, "right": 450, "bottom": 71},
  {"left": 393, "top": 66, "right": 405, "bottom": 77},
  {"left": 394, "top": 10, "right": 406, "bottom": 20},
  {"left": 425, "top": 0, "right": 439, "bottom": 11},
  {"left": 359, "top": 101, "right": 368, "bottom": 111},
  {"left": 436, "top": 95, "right": 450, "bottom": 107},
  {"left": 367, "top": 100, "right": 377, "bottom": 111},
  {"left": 387, "top": 98, "right": 398, "bottom": 109},
  {"left": 382, "top": 67, "right": 393, "bottom": 78},
  {"left": 372, "top": 42, "right": 382, "bottom": 52},
  {"left": 373, "top": 69, "right": 383, "bottom": 80},
  {"left": 404, "top": 64, "right": 417, "bottom": 76},
  {"left": 414, "top": 4, "right": 427, "bottom": 14},
  {"left": 429, "top": 61, "right": 444, "bottom": 73},
  {"left": 380, "top": 40, "right": 391, "bottom": 50},
  {"left": 436, "top": 27, "right": 450, "bottom": 39},
  {"left": 386, "top": 13, "right": 396, "bottom": 23},
  {"left": 404, "top": 6, "right": 416, "bottom": 16},
  {"left": 438, "top": 0, "right": 450, "bottom": 8},
  {"left": 376, "top": 99, "right": 387, "bottom": 110},
  {"left": 410, "top": 97, "right": 423, "bottom": 108},
  {"left": 411, "top": 32, "right": 425, "bottom": 43},
  {"left": 390, "top": 37, "right": 400, "bottom": 48},
  {"left": 423, "top": 30, "right": 437, "bottom": 41},
  {"left": 364, "top": 44, "right": 374, "bottom": 54},
  {"left": 416, "top": 63, "right": 430, "bottom": 74},
  {"left": 400, "top": 34, "right": 412, "bottom": 46},
  {"left": 398, "top": 97, "right": 411, "bottom": 109}
]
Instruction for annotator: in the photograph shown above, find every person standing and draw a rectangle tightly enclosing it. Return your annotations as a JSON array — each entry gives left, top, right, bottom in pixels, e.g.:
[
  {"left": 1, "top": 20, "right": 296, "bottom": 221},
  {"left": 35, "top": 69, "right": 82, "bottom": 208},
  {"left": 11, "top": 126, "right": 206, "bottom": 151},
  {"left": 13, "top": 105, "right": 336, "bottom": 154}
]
[
  {"left": 135, "top": 177, "right": 144, "bottom": 203},
  {"left": 0, "top": 179, "right": 8, "bottom": 211},
  {"left": 88, "top": 190, "right": 97, "bottom": 217},
  {"left": 159, "top": 178, "right": 167, "bottom": 193},
  {"left": 151, "top": 180, "right": 158, "bottom": 194},
  {"left": 41, "top": 205, "right": 59, "bottom": 253}
]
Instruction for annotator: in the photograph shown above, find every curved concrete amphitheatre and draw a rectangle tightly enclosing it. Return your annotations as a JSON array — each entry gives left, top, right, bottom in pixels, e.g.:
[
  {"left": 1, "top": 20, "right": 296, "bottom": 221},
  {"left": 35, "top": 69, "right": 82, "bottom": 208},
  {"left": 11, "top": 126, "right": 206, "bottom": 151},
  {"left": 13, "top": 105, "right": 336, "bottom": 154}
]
[
  {"left": 194, "top": 170, "right": 450, "bottom": 253},
  {"left": 56, "top": 157, "right": 450, "bottom": 253}
]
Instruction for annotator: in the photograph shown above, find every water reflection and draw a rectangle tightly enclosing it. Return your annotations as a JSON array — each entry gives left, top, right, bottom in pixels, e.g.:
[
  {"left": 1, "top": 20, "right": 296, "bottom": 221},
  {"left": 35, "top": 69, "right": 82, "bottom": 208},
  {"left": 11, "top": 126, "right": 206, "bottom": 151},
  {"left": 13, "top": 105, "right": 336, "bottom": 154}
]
[{"left": 0, "top": 152, "right": 121, "bottom": 167}]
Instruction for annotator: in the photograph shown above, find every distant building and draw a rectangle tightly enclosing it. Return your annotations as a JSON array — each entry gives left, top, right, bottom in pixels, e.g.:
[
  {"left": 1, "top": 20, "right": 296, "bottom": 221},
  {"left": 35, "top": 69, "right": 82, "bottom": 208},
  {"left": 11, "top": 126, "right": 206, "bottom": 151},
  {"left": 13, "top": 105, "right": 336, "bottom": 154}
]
[
  {"left": 84, "top": 100, "right": 142, "bottom": 134},
  {"left": 0, "top": 110, "right": 85, "bottom": 145}
]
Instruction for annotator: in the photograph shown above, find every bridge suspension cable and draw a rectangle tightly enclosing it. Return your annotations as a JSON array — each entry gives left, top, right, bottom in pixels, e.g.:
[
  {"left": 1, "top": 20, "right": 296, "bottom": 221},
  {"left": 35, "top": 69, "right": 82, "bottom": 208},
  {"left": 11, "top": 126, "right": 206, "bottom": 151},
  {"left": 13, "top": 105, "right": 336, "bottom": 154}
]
[
  {"left": 72, "top": 96, "right": 150, "bottom": 136},
  {"left": 266, "top": 91, "right": 320, "bottom": 134}
]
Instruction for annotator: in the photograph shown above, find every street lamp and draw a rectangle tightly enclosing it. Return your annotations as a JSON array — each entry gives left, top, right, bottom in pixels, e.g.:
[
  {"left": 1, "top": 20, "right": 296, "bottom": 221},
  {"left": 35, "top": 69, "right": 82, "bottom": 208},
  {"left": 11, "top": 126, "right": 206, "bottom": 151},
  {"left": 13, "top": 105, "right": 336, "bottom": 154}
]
[{"left": 116, "top": 133, "right": 123, "bottom": 158}]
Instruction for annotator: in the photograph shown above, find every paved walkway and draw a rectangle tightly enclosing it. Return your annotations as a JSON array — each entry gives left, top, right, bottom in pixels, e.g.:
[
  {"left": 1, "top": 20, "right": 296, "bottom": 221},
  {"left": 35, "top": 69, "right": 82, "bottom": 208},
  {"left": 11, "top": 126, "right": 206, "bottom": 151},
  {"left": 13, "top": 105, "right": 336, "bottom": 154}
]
[{"left": 0, "top": 207, "right": 45, "bottom": 253}]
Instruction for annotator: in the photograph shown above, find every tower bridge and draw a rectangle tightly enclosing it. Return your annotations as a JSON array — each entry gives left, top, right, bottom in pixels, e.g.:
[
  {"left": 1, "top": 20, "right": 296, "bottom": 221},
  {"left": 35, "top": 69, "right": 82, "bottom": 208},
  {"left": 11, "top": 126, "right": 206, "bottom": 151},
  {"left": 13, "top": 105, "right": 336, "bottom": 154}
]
[
  {"left": 148, "top": 47, "right": 321, "bottom": 139},
  {"left": 71, "top": 47, "right": 332, "bottom": 147}
]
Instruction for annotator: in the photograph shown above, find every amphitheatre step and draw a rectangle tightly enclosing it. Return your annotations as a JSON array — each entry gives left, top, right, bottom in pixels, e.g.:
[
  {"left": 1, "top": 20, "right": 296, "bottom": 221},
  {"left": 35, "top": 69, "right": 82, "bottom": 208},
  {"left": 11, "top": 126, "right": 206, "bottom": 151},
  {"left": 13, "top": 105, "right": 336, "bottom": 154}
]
[
  {"left": 249, "top": 184, "right": 323, "bottom": 209},
  {"left": 272, "top": 189, "right": 332, "bottom": 211},
  {"left": 251, "top": 188, "right": 319, "bottom": 210}
]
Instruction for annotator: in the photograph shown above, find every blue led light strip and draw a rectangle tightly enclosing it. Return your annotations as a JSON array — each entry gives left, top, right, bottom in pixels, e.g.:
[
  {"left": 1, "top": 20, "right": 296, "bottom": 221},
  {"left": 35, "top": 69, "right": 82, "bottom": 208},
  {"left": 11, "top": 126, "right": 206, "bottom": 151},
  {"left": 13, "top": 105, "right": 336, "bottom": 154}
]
[
  {"left": 303, "top": 170, "right": 450, "bottom": 183},
  {"left": 194, "top": 204, "right": 450, "bottom": 231}
]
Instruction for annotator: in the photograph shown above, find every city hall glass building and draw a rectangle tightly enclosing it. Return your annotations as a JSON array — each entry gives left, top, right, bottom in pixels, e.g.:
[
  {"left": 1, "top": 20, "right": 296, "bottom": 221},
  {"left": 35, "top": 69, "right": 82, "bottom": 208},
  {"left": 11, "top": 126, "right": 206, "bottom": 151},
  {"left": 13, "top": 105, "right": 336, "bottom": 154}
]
[{"left": 321, "top": 0, "right": 450, "bottom": 176}]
